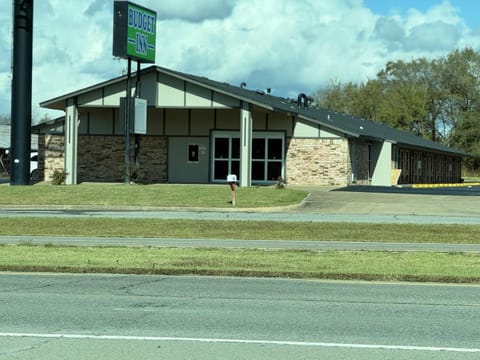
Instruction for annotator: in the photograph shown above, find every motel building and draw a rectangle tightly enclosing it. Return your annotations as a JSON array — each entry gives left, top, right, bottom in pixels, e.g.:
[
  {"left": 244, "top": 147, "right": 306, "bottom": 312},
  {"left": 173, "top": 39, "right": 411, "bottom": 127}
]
[{"left": 35, "top": 65, "right": 465, "bottom": 187}]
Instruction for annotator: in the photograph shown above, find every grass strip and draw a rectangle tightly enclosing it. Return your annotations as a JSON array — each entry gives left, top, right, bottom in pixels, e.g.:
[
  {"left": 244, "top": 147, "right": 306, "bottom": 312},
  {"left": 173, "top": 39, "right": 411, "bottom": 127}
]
[
  {"left": 0, "top": 184, "right": 307, "bottom": 208},
  {"left": 0, "top": 245, "right": 479, "bottom": 283},
  {"left": 3, "top": 217, "right": 480, "bottom": 243}
]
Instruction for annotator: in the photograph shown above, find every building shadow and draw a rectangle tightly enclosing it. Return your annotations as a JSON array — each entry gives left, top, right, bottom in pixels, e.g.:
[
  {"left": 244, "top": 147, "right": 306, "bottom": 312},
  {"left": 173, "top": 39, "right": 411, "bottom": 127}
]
[{"left": 332, "top": 185, "right": 480, "bottom": 196}]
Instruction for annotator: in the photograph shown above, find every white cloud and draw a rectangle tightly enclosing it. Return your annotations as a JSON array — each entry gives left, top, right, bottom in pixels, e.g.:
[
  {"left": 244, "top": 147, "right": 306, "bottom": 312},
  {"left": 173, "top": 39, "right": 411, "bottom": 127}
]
[{"left": 0, "top": 0, "right": 479, "bottom": 122}]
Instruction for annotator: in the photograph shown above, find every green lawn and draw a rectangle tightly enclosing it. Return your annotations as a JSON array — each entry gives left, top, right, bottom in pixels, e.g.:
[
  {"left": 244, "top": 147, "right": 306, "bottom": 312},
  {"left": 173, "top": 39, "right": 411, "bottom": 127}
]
[
  {"left": 1, "top": 182, "right": 479, "bottom": 283},
  {"left": 1, "top": 217, "right": 479, "bottom": 283},
  {"left": 0, "top": 183, "right": 306, "bottom": 208},
  {"left": 1, "top": 245, "right": 479, "bottom": 283},
  {"left": 1, "top": 218, "right": 480, "bottom": 243}
]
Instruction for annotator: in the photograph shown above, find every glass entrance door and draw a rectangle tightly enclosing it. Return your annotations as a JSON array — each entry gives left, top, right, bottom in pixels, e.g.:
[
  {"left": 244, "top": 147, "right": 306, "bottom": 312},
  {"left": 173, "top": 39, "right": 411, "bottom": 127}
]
[
  {"left": 211, "top": 131, "right": 284, "bottom": 183},
  {"left": 212, "top": 136, "right": 239, "bottom": 181}
]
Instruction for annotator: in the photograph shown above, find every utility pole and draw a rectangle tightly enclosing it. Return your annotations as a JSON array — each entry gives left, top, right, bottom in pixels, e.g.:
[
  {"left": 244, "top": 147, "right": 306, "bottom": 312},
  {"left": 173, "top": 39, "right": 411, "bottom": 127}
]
[{"left": 10, "top": 0, "right": 34, "bottom": 185}]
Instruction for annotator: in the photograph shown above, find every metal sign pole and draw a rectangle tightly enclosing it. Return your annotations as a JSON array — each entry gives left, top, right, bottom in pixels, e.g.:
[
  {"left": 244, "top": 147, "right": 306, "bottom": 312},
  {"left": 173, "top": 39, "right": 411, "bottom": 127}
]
[
  {"left": 124, "top": 58, "right": 132, "bottom": 183},
  {"left": 134, "top": 61, "right": 141, "bottom": 178}
]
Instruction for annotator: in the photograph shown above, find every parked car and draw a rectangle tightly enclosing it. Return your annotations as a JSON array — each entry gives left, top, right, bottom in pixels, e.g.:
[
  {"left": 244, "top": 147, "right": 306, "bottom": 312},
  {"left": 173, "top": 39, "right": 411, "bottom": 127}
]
[
  {"left": 30, "top": 152, "right": 39, "bottom": 182},
  {"left": 0, "top": 150, "right": 39, "bottom": 182}
]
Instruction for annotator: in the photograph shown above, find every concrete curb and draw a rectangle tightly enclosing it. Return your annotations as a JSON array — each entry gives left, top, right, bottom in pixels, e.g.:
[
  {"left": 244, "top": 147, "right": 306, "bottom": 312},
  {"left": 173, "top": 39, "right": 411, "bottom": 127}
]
[
  {"left": 0, "top": 203, "right": 304, "bottom": 213},
  {"left": 412, "top": 182, "right": 480, "bottom": 188}
]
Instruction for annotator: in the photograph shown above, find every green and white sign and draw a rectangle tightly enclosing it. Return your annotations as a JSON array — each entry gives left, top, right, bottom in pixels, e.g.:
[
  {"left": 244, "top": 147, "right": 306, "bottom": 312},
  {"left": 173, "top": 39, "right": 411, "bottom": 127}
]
[{"left": 113, "top": 1, "right": 156, "bottom": 63}]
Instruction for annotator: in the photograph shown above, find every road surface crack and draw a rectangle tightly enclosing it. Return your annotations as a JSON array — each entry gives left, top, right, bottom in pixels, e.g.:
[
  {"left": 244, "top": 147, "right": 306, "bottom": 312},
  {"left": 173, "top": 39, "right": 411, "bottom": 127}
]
[{"left": 0, "top": 338, "right": 51, "bottom": 359}]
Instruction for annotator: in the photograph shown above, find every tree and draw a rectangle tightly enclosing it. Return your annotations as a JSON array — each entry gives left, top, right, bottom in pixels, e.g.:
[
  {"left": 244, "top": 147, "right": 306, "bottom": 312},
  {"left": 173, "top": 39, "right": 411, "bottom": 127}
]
[
  {"left": 315, "top": 80, "right": 361, "bottom": 115},
  {"left": 315, "top": 79, "right": 385, "bottom": 121},
  {"left": 314, "top": 48, "right": 480, "bottom": 172},
  {"left": 376, "top": 58, "right": 450, "bottom": 142},
  {"left": 450, "top": 110, "right": 480, "bottom": 171},
  {"left": 0, "top": 115, "right": 10, "bottom": 125}
]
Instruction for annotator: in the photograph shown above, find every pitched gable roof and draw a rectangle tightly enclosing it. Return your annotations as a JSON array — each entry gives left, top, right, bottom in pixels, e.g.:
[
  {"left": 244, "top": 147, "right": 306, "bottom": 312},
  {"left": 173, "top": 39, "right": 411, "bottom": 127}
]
[{"left": 40, "top": 65, "right": 466, "bottom": 156}]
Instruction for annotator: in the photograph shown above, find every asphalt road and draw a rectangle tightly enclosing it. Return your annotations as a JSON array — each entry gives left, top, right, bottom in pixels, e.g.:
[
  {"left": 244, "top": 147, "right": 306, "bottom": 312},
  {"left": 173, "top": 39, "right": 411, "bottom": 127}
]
[{"left": 1, "top": 274, "right": 479, "bottom": 360}]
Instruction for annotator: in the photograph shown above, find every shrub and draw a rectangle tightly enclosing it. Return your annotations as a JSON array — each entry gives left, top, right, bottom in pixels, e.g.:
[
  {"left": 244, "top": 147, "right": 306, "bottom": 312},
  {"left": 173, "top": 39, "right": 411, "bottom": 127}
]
[{"left": 51, "top": 169, "right": 67, "bottom": 185}]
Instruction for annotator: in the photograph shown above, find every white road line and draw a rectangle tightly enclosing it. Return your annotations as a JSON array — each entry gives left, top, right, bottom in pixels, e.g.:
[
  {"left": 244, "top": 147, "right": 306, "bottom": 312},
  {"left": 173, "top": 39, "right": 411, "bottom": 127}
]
[{"left": 0, "top": 332, "right": 479, "bottom": 353}]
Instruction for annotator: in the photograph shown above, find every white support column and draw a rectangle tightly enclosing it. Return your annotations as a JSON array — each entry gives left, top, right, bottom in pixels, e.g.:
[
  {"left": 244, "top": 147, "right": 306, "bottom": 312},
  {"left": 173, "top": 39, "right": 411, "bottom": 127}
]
[
  {"left": 239, "top": 101, "right": 252, "bottom": 187},
  {"left": 371, "top": 141, "right": 392, "bottom": 186},
  {"left": 349, "top": 140, "right": 356, "bottom": 183},
  {"left": 64, "top": 98, "right": 79, "bottom": 185}
]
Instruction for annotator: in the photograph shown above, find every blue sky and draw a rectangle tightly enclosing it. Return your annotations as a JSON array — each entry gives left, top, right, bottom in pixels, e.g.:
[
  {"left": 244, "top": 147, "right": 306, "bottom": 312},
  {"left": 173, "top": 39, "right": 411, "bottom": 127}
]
[{"left": 1, "top": 0, "right": 480, "bottom": 121}]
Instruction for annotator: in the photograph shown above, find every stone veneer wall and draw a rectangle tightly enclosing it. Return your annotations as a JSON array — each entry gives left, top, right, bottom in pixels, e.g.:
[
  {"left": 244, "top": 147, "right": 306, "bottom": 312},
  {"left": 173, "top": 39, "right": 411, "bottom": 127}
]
[
  {"left": 77, "top": 135, "right": 168, "bottom": 183},
  {"left": 42, "top": 135, "right": 65, "bottom": 182},
  {"left": 285, "top": 138, "right": 351, "bottom": 185},
  {"left": 42, "top": 135, "right": 168, "bottom": 183},
  {"left": 137, "top": 136, "right": 168, "bottom": 183}
]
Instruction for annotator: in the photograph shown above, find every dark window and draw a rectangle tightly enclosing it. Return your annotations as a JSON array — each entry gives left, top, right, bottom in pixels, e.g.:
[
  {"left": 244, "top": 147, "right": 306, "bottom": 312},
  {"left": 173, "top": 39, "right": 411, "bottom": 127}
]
[
  {"left": 188, "top": 144, "right": 199, "bottom": 162},
  {"left": 214, "top": 160, "right": 228, "bottom": 179},
  {"left": 268, "top": 139, "right": 282, "bottom": 160},
  {"left": 215, "top": 138, "right": 229, "bottom": 158},
  {"left": 232, "top": 138, "right": 240, "bottom": 159},
  {"left": 267, "top": 162, "right": 282, "bottom": 181},
  {"left": 231, "top": 161, "right": 240, "bottom": 179},
  {"left": 252, "top": 138, "right": 265, "bottom": 159},
  {"left": 252, "top": 161, "right": 265, "bottom": 181}
]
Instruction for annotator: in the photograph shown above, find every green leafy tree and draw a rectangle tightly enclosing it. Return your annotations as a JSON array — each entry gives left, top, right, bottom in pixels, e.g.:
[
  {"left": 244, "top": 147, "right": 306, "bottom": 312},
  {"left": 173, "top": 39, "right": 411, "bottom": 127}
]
[
  {"left": 315, "top": 80, "right": 360, "bottom": 115},
  {"left": 376, "top": 58, "right": 449, "bottom": 141},
  {"left": 442, "top": 49, "right": 480, "bottom": 170},
  {"left": 314, "top": 48, "right": 480, "bottom": 172},
  {"left": 450, "top": 110, "right": 480, "bottom": 170}
]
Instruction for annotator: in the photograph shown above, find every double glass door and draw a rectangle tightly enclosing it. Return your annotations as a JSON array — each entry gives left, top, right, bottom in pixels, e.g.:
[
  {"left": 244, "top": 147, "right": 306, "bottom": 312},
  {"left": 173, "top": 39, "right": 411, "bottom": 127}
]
[
  {"left": 213, "top": 136, "right": 240, "bottom": 181},
  {"left": 212, "top": 132, "right": 284, "bottom": 183}
]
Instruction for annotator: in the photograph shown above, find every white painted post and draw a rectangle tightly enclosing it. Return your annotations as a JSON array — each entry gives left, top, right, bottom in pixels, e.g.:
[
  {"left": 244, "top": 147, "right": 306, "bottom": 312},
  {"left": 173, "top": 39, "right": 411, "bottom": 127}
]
[
  {"left": 239, "top": 101, "right": 252, "bottom": 187},
  {"left": 64, "top": 98, "right": 79, "bottom": 185}
]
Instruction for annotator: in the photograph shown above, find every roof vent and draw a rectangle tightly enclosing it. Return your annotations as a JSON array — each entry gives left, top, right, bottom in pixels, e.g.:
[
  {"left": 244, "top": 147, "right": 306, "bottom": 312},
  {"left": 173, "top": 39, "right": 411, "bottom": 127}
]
[
  {"left": 297, "top": 93, "right": 308, "bottom": 109},
  {"left": 240, "top": 82, "right": 247, "bottom": 88},
  {"left": 256, "top": 89, "right": 265, "bottom": 95}
]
